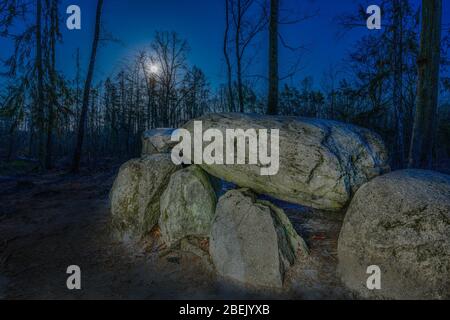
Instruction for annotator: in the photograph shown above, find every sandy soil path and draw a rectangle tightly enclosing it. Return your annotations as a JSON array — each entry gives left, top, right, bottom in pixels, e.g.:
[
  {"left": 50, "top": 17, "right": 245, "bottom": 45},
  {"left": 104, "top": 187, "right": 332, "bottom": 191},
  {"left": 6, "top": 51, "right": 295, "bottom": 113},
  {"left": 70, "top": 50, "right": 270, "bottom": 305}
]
[{"left": 0, "top": 168, "right": 351, "bottom": 300}]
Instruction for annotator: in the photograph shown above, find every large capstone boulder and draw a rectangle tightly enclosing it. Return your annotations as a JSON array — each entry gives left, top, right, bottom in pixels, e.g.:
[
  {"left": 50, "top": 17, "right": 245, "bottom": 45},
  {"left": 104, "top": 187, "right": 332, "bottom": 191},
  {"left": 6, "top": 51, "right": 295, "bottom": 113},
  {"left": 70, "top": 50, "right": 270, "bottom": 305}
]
[
  {"left": 182, "top": 113, "right": 389, "bottom": 211},
  {"left": 110, "top": 154, "right": 180, "bottom": 238},
  {"left": 210, "top": 189, "right": 308, "bottom": 288},
  {"left": 142, "top": 128, "right": 176, "bottom": 156},
  {"left": 338, "top": 170, "right": 450, "bottom": 299},
  {"left": 159, "top": 165, "right": 217, "bottom": 247}
]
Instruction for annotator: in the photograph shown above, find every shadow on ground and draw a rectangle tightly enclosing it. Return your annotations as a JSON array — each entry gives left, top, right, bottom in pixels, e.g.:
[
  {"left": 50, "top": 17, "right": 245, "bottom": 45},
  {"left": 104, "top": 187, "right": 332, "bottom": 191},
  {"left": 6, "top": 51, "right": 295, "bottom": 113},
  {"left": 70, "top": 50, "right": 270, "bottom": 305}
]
[{"left": 0, "top": 168, "right": 352, "bottom": 299}]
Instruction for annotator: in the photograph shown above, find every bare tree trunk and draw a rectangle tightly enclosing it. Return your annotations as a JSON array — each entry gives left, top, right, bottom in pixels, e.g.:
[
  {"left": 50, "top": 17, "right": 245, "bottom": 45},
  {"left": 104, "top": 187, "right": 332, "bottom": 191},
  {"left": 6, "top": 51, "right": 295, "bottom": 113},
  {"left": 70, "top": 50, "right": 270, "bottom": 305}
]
[
  {"left": 267, "top": 0, "right": 279, "bottom": 115},
  {"left": 235, "top": 0, "right": 245, "bottom": 113},
  {"left": 36, "top": 0, "right": 45, "bottom": 169},
  {"left": 392, "top": 0, "right": 405, "bottom": 168},
  {"left": 75, "top": 48, "right": 81, "bottom": 117},
  {"left": 71, "top": 0, "right": 104, "bottom": 173},
  {"left": 141, "top": 59, "right": 157, "bottom": 129},
  {"left": 150, "top": 77, "right": 157, "bottom": 127},
  {"left": 224, "top": 0, "right": 235, "bottom": 112},
  {"left": 45, "top": 0, "right": 58, "bottom": 169},
  {"left": 7, "top": 121, "right": 19, "bottom": 161},
  {"left": 408, "top": 0, "right": 442, "bottom": 169}
]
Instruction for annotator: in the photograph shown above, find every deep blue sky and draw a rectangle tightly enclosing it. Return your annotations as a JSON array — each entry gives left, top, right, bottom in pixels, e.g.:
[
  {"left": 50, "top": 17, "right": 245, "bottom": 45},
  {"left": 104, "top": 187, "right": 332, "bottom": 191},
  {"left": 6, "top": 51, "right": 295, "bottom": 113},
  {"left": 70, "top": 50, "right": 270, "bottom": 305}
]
[
  {"left": 1, "top": 0, "right": 449, "bottom": 89},
  {"left": 58, "top": 0, "right": 381, "bottom": 87}
]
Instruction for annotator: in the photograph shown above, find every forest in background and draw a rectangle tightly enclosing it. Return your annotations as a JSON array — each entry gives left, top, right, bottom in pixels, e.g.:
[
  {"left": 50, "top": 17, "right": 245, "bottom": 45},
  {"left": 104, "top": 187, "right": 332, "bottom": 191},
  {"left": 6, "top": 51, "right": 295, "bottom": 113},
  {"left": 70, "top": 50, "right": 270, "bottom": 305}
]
[{"left": 0, "top": 0, "right": 449, "bottom": 174}]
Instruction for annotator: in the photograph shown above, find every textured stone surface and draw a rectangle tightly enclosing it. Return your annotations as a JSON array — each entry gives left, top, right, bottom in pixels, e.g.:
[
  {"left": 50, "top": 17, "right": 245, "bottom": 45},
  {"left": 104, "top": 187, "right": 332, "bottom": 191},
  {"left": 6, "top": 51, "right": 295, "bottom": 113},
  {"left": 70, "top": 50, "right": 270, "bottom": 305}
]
[
  {"left": 142, "top": 128, "right": 176, "bottom": 156},
  {"left": 210, "top": 189, "right": 308, "bottom": 288},
  {"left": 338, "top": 169, "right": 450, "bottom": 299},
  {"left": 183, "top": 113, "right": 389, "bottom": 211},
  {"left": 110, "top": 154, "right": 180, "bottom": 238},
  {"left": 160, "top": 166, "right": 217, "bottom": 247}
]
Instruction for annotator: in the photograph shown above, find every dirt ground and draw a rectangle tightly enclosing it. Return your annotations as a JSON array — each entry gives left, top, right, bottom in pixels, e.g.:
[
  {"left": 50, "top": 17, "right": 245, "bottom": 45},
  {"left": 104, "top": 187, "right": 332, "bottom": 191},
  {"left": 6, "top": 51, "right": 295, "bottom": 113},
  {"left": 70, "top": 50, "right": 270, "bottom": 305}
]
[{"left": 0, "top": 166, "right": 352, "bottom": 300}]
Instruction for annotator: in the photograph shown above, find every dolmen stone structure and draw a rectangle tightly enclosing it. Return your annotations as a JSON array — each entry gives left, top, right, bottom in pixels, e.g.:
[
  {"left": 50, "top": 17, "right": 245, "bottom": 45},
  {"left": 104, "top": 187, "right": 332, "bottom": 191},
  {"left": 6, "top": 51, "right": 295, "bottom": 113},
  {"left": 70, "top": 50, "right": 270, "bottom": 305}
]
[{"left": 110, "top": 113, "right": 450, "bottom": 297}]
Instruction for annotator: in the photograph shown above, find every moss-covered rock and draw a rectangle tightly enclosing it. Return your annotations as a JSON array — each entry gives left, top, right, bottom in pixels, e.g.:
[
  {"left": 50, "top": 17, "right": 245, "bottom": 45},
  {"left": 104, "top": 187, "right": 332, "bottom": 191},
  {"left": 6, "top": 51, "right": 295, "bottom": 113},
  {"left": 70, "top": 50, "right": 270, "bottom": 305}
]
[
  {"left": 338, "top": 169, "right": 450, "bottom": 299},
  {"left": 183, "top": 113, "right": 390, "bottom": 211},
  {"left": 159, "top": 165, "right": 217, "bottom": 247},
  {"left": 210, "top": 189, "right": 308, "bottom": 288},
  {"left": 141, "top": 128, "right": 176, "bottom": 156},
  {"left": 110, "top": 154, "right": 180, "bottom": 239}
]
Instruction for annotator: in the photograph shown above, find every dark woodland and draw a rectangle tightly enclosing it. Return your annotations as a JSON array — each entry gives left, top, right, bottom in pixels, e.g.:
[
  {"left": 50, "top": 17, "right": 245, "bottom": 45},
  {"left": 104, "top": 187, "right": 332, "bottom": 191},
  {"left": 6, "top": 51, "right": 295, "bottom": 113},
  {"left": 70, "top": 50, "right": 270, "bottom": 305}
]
[
  {"left": 0, "top": 0, "right": 450, "bottom": 301},
  {"left": 0, "top": 0, "right": 449, "bottom": 175}
]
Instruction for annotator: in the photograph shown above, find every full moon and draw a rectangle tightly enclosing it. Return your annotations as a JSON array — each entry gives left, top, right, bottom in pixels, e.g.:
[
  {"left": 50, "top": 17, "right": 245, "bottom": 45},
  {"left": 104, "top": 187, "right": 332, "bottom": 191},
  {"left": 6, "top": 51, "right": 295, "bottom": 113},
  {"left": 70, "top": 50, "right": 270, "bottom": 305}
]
[{"left": 149, "top": 64, "right": 159, "bottom": 74}]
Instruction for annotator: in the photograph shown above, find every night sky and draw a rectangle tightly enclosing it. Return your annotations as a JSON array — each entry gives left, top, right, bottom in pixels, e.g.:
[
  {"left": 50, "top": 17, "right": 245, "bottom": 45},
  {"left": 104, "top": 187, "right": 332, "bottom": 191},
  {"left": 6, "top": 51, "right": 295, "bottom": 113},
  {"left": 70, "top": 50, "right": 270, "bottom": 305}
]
[{"left": 1, "top": 0, "right": 449, "bottom": 89}]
